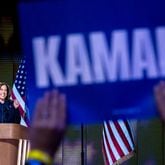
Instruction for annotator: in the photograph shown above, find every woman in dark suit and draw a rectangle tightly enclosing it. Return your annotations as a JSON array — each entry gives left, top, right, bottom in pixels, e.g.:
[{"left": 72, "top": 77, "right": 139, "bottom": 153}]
[{"left": 0, "top": 82, "right": 21, "bottom": 123}]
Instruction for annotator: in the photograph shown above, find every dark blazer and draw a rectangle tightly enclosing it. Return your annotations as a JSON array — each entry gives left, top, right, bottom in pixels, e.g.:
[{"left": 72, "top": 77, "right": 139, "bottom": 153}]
[{"left": 0, "top": 100, "right": 21, "bottom": 124}]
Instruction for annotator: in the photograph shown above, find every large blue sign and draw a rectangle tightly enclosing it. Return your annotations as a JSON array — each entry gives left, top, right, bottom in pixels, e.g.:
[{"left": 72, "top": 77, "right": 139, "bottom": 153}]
[{"left": 19, "top": 0, "right": 165, "bottom": 124}]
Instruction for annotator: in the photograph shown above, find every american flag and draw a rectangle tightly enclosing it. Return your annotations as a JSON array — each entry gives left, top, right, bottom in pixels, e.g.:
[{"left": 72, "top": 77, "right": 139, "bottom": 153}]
[
  {"left": 102, "top": 119, "right": 135, "bottom": 165},
  {"left": 11, "top": 60, "right": 29, "bottom": 127}
]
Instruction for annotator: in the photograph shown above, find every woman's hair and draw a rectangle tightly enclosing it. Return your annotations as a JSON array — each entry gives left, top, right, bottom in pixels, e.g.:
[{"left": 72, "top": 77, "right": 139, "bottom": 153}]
[{"left": 0, "top": 82, "right": 11, "bottom": 100}]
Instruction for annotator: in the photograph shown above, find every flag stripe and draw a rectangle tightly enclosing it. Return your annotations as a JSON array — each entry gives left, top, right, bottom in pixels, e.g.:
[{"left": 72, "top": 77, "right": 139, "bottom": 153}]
[
  {"left": 102, "top": 120, "right": 135, "bottom": 165},
  {"left": 104, "top": 122, "right": 121, "bottom": 160},
  {"left": 103, "top": 131, "right": 114, "bottom": 165},
  {"left": 104, "top": 127, "right": 118, "bottom": 163},
  {"left": 124, "top": 120, "right": 135, "bottom": 147},
  {"left": 114, "top": 121, "right": 132, "bottom": 152},
  {"left": 20, "top": 116, "right": 27, "bottom": 126},
  {"left": 118, "top": 120, "right": 134, "bottom": 150},
  {"left": 107, "top": 121, "right": 126, "bottom": 156}
]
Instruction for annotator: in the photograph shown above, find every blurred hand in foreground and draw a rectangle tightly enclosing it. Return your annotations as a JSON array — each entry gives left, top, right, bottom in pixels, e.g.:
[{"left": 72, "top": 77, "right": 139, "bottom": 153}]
[
  {"left": 29, "top": 90, "right": 67, "bottom": 157},
  {"left": 154, "top": 81, "right": 165, "bottom": 121}
]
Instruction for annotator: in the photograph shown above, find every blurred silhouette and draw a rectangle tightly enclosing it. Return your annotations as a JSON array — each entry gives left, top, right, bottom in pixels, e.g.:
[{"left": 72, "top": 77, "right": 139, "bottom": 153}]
[
  {"left": 26, "top": 90, "right": 67, "bottom": 165},
  {"left": 154, "top": 81, "right": 165, "bottom": 121}
]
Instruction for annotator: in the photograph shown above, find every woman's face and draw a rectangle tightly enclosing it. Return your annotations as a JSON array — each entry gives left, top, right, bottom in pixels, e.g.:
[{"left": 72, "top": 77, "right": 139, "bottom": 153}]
[{"left": 0, "top": 85, "right": 8, "bottom": 101}]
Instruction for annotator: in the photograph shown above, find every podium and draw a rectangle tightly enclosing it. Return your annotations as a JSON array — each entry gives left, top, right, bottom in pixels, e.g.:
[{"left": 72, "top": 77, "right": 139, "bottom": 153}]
[{"left": 0, "top": 124, "right": 30, "bottom": 165}]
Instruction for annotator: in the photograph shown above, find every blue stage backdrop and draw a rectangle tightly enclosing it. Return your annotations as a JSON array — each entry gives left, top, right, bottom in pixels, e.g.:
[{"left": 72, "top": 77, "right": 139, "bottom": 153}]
[{"left": 19, "top": 0, "right": 165, "bottom": 124}]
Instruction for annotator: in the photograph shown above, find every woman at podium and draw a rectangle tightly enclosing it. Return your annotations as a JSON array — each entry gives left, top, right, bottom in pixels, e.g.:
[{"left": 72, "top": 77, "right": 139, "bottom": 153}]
[{"left": 0, "top": 82, "right": 21, "bottom": 123}]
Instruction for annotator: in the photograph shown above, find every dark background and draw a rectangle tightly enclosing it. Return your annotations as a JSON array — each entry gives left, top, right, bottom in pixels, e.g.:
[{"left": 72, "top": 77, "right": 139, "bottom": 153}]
[{"left": 0, "top": 0, "right": 22, "bottom": 59}]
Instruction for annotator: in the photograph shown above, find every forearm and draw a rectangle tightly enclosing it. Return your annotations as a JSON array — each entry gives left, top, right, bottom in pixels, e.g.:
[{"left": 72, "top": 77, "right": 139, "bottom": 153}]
[{"left": 26, "top": 149, "right": 54, "bottom": 165}]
